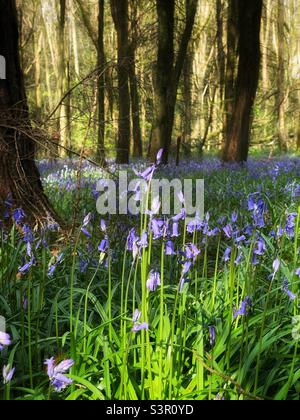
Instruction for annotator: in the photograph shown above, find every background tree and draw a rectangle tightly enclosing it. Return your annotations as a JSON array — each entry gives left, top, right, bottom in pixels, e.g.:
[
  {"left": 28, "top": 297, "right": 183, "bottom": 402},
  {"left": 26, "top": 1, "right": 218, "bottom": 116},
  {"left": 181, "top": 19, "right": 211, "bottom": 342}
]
[
  {"left": 149, "top": 0, "right": 198, "bottom": 163},
  {"left": 223, "top": 0, "right": 263, "bottom": 162},
  {"left": 0, "top": 0, "right": 57, "bottom": 222},
  {"left": 110, "top": 0, "right": 131, "bottom": 164}
]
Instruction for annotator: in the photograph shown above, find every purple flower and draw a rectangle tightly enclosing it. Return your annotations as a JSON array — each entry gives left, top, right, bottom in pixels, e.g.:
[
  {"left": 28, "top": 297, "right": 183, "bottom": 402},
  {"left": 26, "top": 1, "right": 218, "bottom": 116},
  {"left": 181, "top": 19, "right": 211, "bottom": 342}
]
[
  {"left": 13, "top": 208, "right": 26, "bottom": 224},
  {"left": 283, "top": 280, "right": 297, "bottom": 301},
  {"left": 224, "top": 247, "right": 232, "bottom": 263},
  {"left": 98, "top": 238, "right": 109, "bottom": 253},
  {"left": 272, "top": 259, "right": 280, "bottom": 276},
  {"left": 171, "top": 222, "right": 179, "bottom": 238},
  {"left": 127, "top": 228, "right": 138, "bottom": 251},
  {"left": 146, "top": 270, "right": 161, "bottom": 292},
  {"left": 81, "top": 227, "right": 92, "bottom": 238},
  {"left": 296, "top": 268, "right": 300, "bottom": 278},
  {"left": 82, "top": 212, "right": 92, "bottom": 227},
  {"left": 132, "top": 322, "right": 149, "bottom": 333},
  {"left": 3, "top": 365, "right": 15, "bottom": 384},
  {"left": 223, "top": 224, "right": 233, "bottom": 239},
  {"left": 45, "top": 357, "right": 74, "bottom": 392},
  {"left": 19, "top": 257, "right": 36, "bottom": 274},
  {"left": 209, "top": 326, "right": 216, "bottom": 347},
  {"left": 156, "top": 148, "right": 164, "bottom": 165},
  {"left": 165, "top": 240, "right": 176, "bottom": 256},
  {"left": 133, "top": 309, "right": 141, "bottom": 324},
  {"left": 0, "top": 331, "right": 11, "bottom": 351},
  {"left": 234, "top": 297, "right": 252, "bottom": 320},
  {"left": 138, "top": 232, "right": 148, "bottom": 248},
  {"left": 182, "top": 261, "right": 192, "bottom": 276}
]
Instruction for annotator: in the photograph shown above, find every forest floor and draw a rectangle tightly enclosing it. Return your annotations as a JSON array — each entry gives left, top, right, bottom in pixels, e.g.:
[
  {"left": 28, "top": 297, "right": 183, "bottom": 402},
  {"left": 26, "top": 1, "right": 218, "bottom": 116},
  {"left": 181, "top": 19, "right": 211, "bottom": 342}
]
[{"left": 1, "top": 156, "right": 300, "bottom": 400}]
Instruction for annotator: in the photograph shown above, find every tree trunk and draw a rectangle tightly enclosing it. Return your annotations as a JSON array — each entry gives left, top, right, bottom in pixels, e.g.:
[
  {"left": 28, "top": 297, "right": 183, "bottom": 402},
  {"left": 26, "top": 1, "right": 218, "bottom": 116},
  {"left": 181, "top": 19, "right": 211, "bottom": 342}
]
[
  {"left": 129, "top": 0, "right": 143, "bottom": 158},
  {"left": 110, "top": 0, "right": 131, "bottom": 164},
  {"left": 97, "top": 0, "right": 106, "bottom": 163},
  {"left": 148, "top": 0, "right": 175, "bottom": 163},
  {"left": 216, "top": 0, "right": 225, "bottom": 102},
  {"left": 0, "top": 0, "right": 58, "bottom": 224},
  {"left": 149, "top": 0, "right": 198, "bottom": 164},
  {"left": 223, "top": 0, "right": 263, "bottom": 162},
  {"left": 57, "top": 0, "right": 70, "bottom": 158},
  {"left": 276, "top": 0, "right": 288, "bottom": 153},
  {"left": 223, "top": 0, "right": 238, "bottom": 143}
]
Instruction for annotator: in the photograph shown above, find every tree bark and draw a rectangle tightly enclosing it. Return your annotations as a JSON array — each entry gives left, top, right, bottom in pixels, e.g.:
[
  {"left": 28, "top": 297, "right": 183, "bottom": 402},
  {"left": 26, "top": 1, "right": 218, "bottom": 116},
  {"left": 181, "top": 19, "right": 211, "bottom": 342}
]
[
  {"left": 129, "top": 0, "right": 143, "bottom": 158},
  {"left": 149, "top": 0, "right": 198, "bottom": 164},
  {"left": 110, "top": 0, "right": 131, "bottom": 164},
  {"left": 97, "top": 0, "right": 106, "bottom": 163},
  {"left": 223, "top": 0, "right": 263, "bottom": 162},
  {"left": 276, "top": 0, "right": 288, "bottom": 153},
  {"left": 0, "top": 0, "right": 58, "bottom": 224}
]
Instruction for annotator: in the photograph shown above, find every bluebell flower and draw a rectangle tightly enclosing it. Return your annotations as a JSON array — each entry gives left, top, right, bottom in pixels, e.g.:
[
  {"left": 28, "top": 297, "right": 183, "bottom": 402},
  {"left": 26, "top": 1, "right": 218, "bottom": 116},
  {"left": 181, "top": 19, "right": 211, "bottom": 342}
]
[
  {"left": 0, "top": 331, "right": 11, "bottom": 351},
  {"left": 45, "top": 357, "right": 74, "bottom": 392},
  {"left": 224, "top": 247, "right": 231, "bottom": 262},
  {"left": 171, "top": 222, "right": 179, "bottom": 238},
  {"left": 138, "top": 232, "right": 148, "bottom": 248},
  {"left": 223, "top": 224, "right": 233, "bottom": 238},
  {"left": 146, "top": 270, "right": 161, "bottom": 292},
  {"left": 127, "top": 229, "right": 138, "bottom": 251},
  {"left": 209, "top": 326, "right": 216, "bottom": 347},
  {"left": 132, "top": 322, "right": 149, "bottom": 333},
  {"left": 3, "top": 365, "right": 15, "bottom": 384},
  {"left": 165, "top": 240, "right": 176, "bottom": 256},
  {"left": 283, "top": 279, "right": 296, "bottom": 301},
  {"left": 13, "top": 208, "right": 25, "bottom": 224},
  {"left": 234, "top": 297, "right": 252, "bottom": 319},
  {"left": 98, "top": 238, "right": 109, "bottom": 253}
]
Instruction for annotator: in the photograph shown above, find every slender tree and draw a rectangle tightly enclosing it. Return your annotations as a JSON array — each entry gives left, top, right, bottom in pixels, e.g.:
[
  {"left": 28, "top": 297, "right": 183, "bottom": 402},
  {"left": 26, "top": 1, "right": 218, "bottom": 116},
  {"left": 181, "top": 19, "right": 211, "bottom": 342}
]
[
  {"left": 129, "top": 0, "right": 143, "bottom": 158},
  {"left": 149, "top": 0, "right": 198, "bottom": 163},
  {"left": 0, "top": 0, "right": 58, "bottom": 223},
  {"left": 110, "top": 0, "right": 131, "bottom": 164},
  {"left": 276, "top": 0, "right": 288, "bottom": 153},
  {"left": 96, "top": 0, "right": 106, "bottom": 163},
  {"left": 223, "top": 0, "right": 263, "bottom": 162}
]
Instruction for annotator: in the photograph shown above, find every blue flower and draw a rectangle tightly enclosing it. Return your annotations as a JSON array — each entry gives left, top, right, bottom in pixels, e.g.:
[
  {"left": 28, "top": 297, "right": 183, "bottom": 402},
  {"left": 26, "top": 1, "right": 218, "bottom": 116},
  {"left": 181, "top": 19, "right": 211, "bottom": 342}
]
[
  {"left": 209, "top": 326, "right": 216, "bottom": 347},
  {"left": 283, "top": 279, "right": 296, "bottom": 301},
  {"left": 146, "top": 270, "right": 161, "bottom": 292},
  {"left": 13, "top": 208, "right": 26, "bottom": 224},
  {"left": 3, "top": 365, "right": 15, "bottom": 384},
  {"left": 45, "top": 357, "right": 74, "bottom": 392},
  {"left": 0, "top": 331, "right": 11, "bottom": 351},
  {"left": 234, "top": 297, "right": 252, "bottom": 319}
]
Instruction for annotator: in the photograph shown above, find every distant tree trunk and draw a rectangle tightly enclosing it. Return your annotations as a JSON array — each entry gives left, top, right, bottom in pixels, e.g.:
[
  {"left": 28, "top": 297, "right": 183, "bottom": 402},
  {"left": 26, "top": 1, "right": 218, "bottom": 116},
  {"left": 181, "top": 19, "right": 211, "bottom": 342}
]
[
  {"left": 129, "top": 0, "right": 143, "bottom": 158},
  {"left": 216, "top": 0, "right": 225, "bottom": 102},
  {"left": 276, "top": 0, "right": 288, "bottom": 153},
  {"left": 223, "top": 0, "right": 238, "bottom": 143},
  {"left": 149, "top": 0, "right": 175, "bottom": 163},
  {"left": 110, "top": 0, "right": 131, "bottom": 164},
  {"left": 183, "top": 46, "right": 193, "bottom": 154},
  {"left": 0, "top": 0, "right": 58, "bottom": 224},
  {"left": 34, "top": 30, "right": 43, "bottom": 119},
  {"left": 261, "top": 0, "right": 272, "bottom": 94},
  {"left": 223, "top": 0, "right": 263, "bottom": 163},
  {"left": 149, "top": 0, "right": 198, "bottom": 164},
  {"left": 58, "top": 0, "right": 70, "bottom": 158},
  {"left": 97, "top": 0, "right": 106, "bottom": 163}
]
